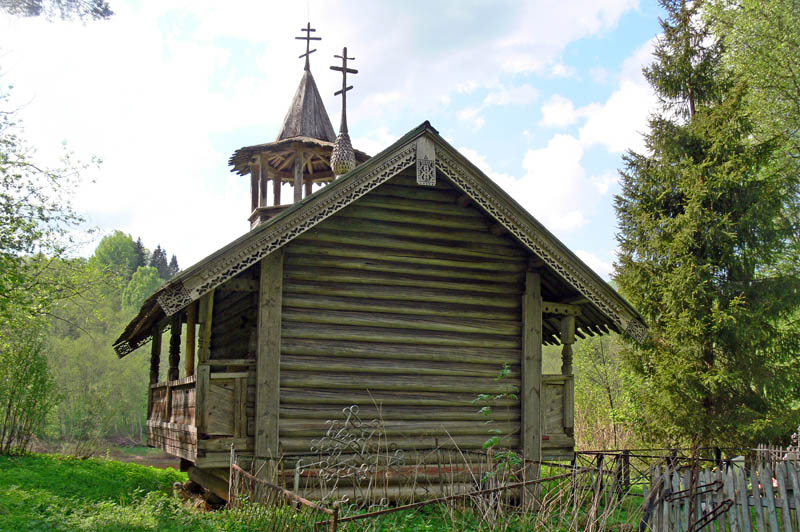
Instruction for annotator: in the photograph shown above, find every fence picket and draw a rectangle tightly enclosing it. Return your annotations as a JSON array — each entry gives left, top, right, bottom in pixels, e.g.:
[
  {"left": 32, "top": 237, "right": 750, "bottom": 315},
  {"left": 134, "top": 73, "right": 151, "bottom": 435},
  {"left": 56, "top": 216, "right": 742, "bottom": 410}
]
[
  {"left": 751, "top": 462, "right": 767, "bottom": 531},
  {"left": 734, "top": 466, "right": 752, "bottom": 532},
  {"left": 662, "top": 466, "right": 670, "bottom": 532},
  {"left": 714, "top": 469, "right": 727, "bottom": 531},
  {"left": 723, "top": 466, "right": 739, "bottom": 532},
  {"left": 788, "top": 461, "right": 800, "bottom": 532},
  {"left": 775, "top": 462, "right": 792, "bottom": 532},
  {"left": 760, "top": 463, "right": 780, "bottom": 532}
]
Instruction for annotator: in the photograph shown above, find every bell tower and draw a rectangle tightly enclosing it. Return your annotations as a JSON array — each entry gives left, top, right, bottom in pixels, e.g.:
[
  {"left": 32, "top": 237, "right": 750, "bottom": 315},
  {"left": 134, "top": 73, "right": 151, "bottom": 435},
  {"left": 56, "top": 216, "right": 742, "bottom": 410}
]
[{"left": 228, "top": 23, "right": 368, "bottom": 229}]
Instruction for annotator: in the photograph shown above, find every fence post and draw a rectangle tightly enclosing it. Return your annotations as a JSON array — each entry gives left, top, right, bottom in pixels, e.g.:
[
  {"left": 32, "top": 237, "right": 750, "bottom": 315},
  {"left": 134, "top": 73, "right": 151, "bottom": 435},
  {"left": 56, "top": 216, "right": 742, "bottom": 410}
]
[
  {"left": 714, "top": 447, "right": 722, "bottom": 468},
  {"left": 329, "top": 503, "right": 339, "bottom": 532},
  {"left": 623, "top": 450, "right": 631, "bottom": 495}
]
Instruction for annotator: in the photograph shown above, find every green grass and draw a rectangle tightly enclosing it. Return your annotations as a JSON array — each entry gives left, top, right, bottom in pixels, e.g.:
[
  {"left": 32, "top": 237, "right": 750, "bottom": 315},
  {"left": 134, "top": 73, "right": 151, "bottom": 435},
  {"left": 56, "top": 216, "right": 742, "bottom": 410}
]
[
  {"left": 0, "top": 453, "right": 643, "bottom": 531},
  {"left": 0, "top": 453, "right": 291, "bottom": 531}
]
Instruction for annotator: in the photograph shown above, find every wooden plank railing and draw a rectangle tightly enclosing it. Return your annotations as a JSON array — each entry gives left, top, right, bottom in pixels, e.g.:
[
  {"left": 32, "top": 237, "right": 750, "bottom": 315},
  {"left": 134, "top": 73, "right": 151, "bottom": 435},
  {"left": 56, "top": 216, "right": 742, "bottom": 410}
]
[{"left": 148, "top": 375, "right": 197, "bottom": 461}]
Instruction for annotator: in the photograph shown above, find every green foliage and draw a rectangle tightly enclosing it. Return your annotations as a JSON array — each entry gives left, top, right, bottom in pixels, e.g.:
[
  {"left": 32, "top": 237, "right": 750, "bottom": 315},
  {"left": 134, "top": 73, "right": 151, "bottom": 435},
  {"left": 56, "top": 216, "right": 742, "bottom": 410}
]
[
  {"left": 92, "top": 230, "right": 140, "bottom": 281},
  {"left": 573, "top": 334, "right": 638, "bottom": 450},
  {"left": 614, "top": 0, "right": 800, "bottom": 446},
  {"left": 0, "top": 316, "right": 56, "bottom": 454},
  {"left": 709, "top": 0, "right": 800, "bottom": 168},
  {"left": 123, "top": 266, "right": 163, "bottom": 311}
]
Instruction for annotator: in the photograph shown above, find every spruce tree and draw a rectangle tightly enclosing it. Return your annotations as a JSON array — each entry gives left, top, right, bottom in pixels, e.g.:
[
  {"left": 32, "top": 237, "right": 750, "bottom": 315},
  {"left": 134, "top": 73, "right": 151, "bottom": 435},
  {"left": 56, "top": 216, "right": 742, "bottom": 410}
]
[
  {"left": 614, "top": 0, "right": 800, "bottom": 446},
  {"left": 167, "top": 255, "right": 179, "bottom": 279},
  {"left": 149, "top": 245, "right": 169, "bottom": 280},
  {"left": 133, "top": 237, "right": 147, "bottom": 270}
]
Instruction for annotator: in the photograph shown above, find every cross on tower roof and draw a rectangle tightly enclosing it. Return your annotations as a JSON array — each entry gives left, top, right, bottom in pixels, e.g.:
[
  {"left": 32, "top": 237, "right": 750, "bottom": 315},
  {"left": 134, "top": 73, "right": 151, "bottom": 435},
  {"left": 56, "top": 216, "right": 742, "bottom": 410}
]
[
  {"left": 330, "top": 47, "right": 357, "bottom": 133},
  {"left": 295, "top": 22, "right": 321, "bottom": 71}
]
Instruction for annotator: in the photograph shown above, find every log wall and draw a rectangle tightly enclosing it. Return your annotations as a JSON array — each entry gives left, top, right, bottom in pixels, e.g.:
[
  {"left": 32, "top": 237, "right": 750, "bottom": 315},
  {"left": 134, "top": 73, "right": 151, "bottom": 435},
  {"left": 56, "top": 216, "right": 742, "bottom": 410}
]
[{"left": 278, "top": 172, "right": 531, "bottom": 456}]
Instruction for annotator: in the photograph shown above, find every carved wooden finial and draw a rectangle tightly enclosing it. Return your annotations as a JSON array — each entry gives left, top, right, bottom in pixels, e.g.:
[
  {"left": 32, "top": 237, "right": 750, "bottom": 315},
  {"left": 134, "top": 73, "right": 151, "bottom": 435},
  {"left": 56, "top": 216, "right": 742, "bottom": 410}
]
[
  {"left": 330, "top": 47, "right": 358, "bottom": 176},
  {"left": 295, "top": 22, "right": 321, "bottom": 72}
]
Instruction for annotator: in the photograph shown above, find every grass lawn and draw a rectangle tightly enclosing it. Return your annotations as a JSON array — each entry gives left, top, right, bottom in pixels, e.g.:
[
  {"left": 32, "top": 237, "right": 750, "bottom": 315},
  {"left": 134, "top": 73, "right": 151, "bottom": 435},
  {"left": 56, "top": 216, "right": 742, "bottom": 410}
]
[
  {"left": 0, "top": 453, "right": 274, "bottom": 531},
  {"left": 0, "top": 453, "right": 643, "bottom": 531}
]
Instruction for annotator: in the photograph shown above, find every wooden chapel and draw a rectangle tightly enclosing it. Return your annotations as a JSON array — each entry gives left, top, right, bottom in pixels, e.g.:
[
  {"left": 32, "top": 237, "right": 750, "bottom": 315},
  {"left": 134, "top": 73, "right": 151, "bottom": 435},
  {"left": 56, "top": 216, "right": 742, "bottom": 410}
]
[{"left": 114, "top": 25, "right": 648, "bottom": 501}]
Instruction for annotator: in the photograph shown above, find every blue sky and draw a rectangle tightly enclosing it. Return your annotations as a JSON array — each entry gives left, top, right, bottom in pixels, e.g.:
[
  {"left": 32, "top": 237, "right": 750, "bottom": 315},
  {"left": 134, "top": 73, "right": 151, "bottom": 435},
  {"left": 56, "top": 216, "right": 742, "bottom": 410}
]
[{"left": 1, "top": 1, "right": 664, "bottom": 278}]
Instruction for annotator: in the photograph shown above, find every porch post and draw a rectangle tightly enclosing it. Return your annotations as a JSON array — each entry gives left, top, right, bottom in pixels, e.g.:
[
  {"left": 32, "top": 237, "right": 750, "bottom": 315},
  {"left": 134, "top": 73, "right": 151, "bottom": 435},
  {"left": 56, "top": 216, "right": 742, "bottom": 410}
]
[
  {"left": 255, "top": 249, "right": 284, "bottom": 480},
  {"left": 168, "top": 314, "right": 181, "bottom": 381},
  {"left": 560, "top": 316, "right": 576, "bottom": 438},
  {"left": 522, "top": 271, "right": 543, "bottom": 504}
]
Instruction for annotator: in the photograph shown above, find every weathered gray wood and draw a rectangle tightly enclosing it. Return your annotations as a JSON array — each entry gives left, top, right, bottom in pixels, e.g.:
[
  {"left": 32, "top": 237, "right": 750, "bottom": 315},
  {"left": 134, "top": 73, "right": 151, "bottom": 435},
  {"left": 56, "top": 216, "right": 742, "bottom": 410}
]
[
  {"left": 293, "top": 153, "right": 304, "bottom": 202},
  {"left": 282, "top": 308, "right": 520, "bottom": 336},
  {"left": 273, "top": 169, "right": 281, "bottom": 205},
  {"left": 196, "top": 364, "right": 209, "bottom": 434},
  {"left": 751, "top": 463, "right": 767, "bottom": 532},
  {"left": 284, "top": 267, "right": 521, "bottom": 294},
  {"left": 313, "top": 217, "right": 523, "bottom": 252},
  {"left": 279, "top": 405, "right": 519, "bottom": 421},
  {"left": 288, "top": 240, "right": 527, "bottom": 272},
  {"left": 284, "top": 280, "right": 520, "bottom": 309},
  {"left": 283, "top": 293, "right": 520, "bottom": 321},
  {"left": 775, "top": 462, "right": 792, "bottom": 532},
  {"left": 760, "top": 463, "right": 780, "bottom": 532},
  {"left": 284, "top": 253, "right": 524, "bottom": 283},
  {"left": 185, "top": 302, "right": 196, "bottom": 377},
  {"left": 281, "top": 338, "right": 519, "bottom": 365},
  {"left": 295, "top": 228, "right": 526, "bottom": 260},
  {"left": 255, "top": 249, "right": 283, "bottom": 471},
  {"left": 789, "top": 461, "right": 800, "bottom": 530},
  {"left": 280, "top": 371, "right": 518, "bottom": 394},
  {"left": 188, "top": 466, "right": 229, "bottom": 501},
  {"left": 279, "top": 388, "right": 517, "bottom": 407},
  {"left": 522, "top": 271, "right": 542, "bottom": 500},
  {"left": 279, "top": 419, "right": 517, "bottom": 438},
  {"left": 282, "top": 322, "right": 521, "bottom": 348},
  {"left": 168, "top": 314, "right": 181, "bottom": 381},
  {"left": 353, "top": 194, "right": 483, "bottom": 218},
  {"left": 736, "top": 466, "right": 752, "bottom": 532},
  {"left": 339, "top": 204, "right": 487, "bottom": 230},
  {"left": 149, "top": 326, "right": 162, "bottom": 385},
  {"left": 198, "top": 291, "right": 214, "bottom": 363},
  {"left": 724, "top": 467, "right": 740, "bottom": 532},
  {"left": 280, "top": 354, "right": 518, "bottom": 378}
]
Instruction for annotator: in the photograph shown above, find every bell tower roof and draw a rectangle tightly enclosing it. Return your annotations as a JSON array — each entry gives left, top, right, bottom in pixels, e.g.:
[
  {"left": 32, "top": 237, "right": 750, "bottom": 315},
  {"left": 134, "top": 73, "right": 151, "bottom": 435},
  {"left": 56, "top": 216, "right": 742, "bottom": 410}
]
[{"left": 276, "top": 69, "right": 336, "bottom": 143}]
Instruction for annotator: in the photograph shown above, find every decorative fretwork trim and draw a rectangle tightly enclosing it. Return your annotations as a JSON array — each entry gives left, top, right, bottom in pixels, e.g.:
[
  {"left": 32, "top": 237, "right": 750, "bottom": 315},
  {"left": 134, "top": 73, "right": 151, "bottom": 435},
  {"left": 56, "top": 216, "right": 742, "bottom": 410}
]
[
  {"left": 435, "top": 149, "right": 648, "bottom": 342},
  {"left": 155, "top": 143, "right": 417, "bottom": 316},
  {"left": 416, "top": 137, "right": 436, "bottom": 186}
]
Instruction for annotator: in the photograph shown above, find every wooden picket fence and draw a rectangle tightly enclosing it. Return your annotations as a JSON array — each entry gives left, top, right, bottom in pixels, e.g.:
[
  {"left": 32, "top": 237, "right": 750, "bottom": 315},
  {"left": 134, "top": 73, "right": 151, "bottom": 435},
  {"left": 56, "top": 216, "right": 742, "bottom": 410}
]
[{"left": 643, "top": 459, "right": 800, "bottom": 531}]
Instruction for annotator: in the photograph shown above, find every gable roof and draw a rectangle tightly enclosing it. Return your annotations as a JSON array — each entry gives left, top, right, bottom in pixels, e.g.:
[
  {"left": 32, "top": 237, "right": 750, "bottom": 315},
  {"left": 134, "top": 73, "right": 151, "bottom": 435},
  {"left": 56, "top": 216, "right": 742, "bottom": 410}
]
[
  {"left": 276, "top": 69, "right": 336, "bottom": 143},
  {"left": 114, "top": 121, "right": 647, "bottom": 356}
]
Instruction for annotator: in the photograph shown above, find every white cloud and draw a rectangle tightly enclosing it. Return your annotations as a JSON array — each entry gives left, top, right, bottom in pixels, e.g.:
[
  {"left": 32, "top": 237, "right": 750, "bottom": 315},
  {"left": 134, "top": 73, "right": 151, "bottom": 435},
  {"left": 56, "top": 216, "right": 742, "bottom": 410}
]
[
  {"left": 457, "top": 107, "right": 485, "bottom": 130},
  {"left": 575, "top": 250, "right": 615, "bottom": 279},
  {"left": 578, "top": 39, "right": 658, "bottom": 153},
  {"left": 483, "top": 84, "right": 539, "bottom": 107}
]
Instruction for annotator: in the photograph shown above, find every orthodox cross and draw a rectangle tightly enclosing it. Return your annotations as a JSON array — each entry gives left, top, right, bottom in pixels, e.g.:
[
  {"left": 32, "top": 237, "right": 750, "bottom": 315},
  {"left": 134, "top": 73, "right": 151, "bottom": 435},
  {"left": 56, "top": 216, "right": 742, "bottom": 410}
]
[
  {"left": 330, "top": 47, "right": 357, "bottom": 133},
  {"left": 295, "top": 22, "right": 321, "bottom": 71}
]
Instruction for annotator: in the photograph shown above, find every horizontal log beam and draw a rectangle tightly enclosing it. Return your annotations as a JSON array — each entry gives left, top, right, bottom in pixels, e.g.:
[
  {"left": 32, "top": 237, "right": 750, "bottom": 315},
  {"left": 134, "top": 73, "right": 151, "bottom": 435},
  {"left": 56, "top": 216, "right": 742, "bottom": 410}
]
[
  {"left": 280, "top": 354, "right": 519, "bottom": 378},
  {"left": 280, "top": 388, "right": 518, "bottom": 407},
  {"left": 282, "top": 293, "right": 520, "bottom": 321},
  {"left": 279, "top": 371, "right": 520, "bottom": 394},
  {"left": 284, "top": 268, "right": 521, "bottom": 295},
  {"left": 542, "top": 301, "right": 581, "bottom": 317},
  {"left": 281, "top": 339, "right": 519, "bottom": 365},
  {"left": 284, "top": 254, "right": 524, "bottom": 284},
  {"left": 279, "top": 420, "right": 518, "bottom": 438},
  {"left": 283, "top": 281, "right": 521, "bottom": 309},
  {"left": 287, "top": 241, "right": 527, "bottom": 272},
  {"left": 279, "top": 405, "right": 519, "bottom": 422},
  {"left": 295, "top": 229, "right": 526, "bottom": 260},
  {"left": 282, "top": 308, "right": 521, "bottom": 336},
  {"left": 282, "top": 323, "right": 522, "bottom": 348}
]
